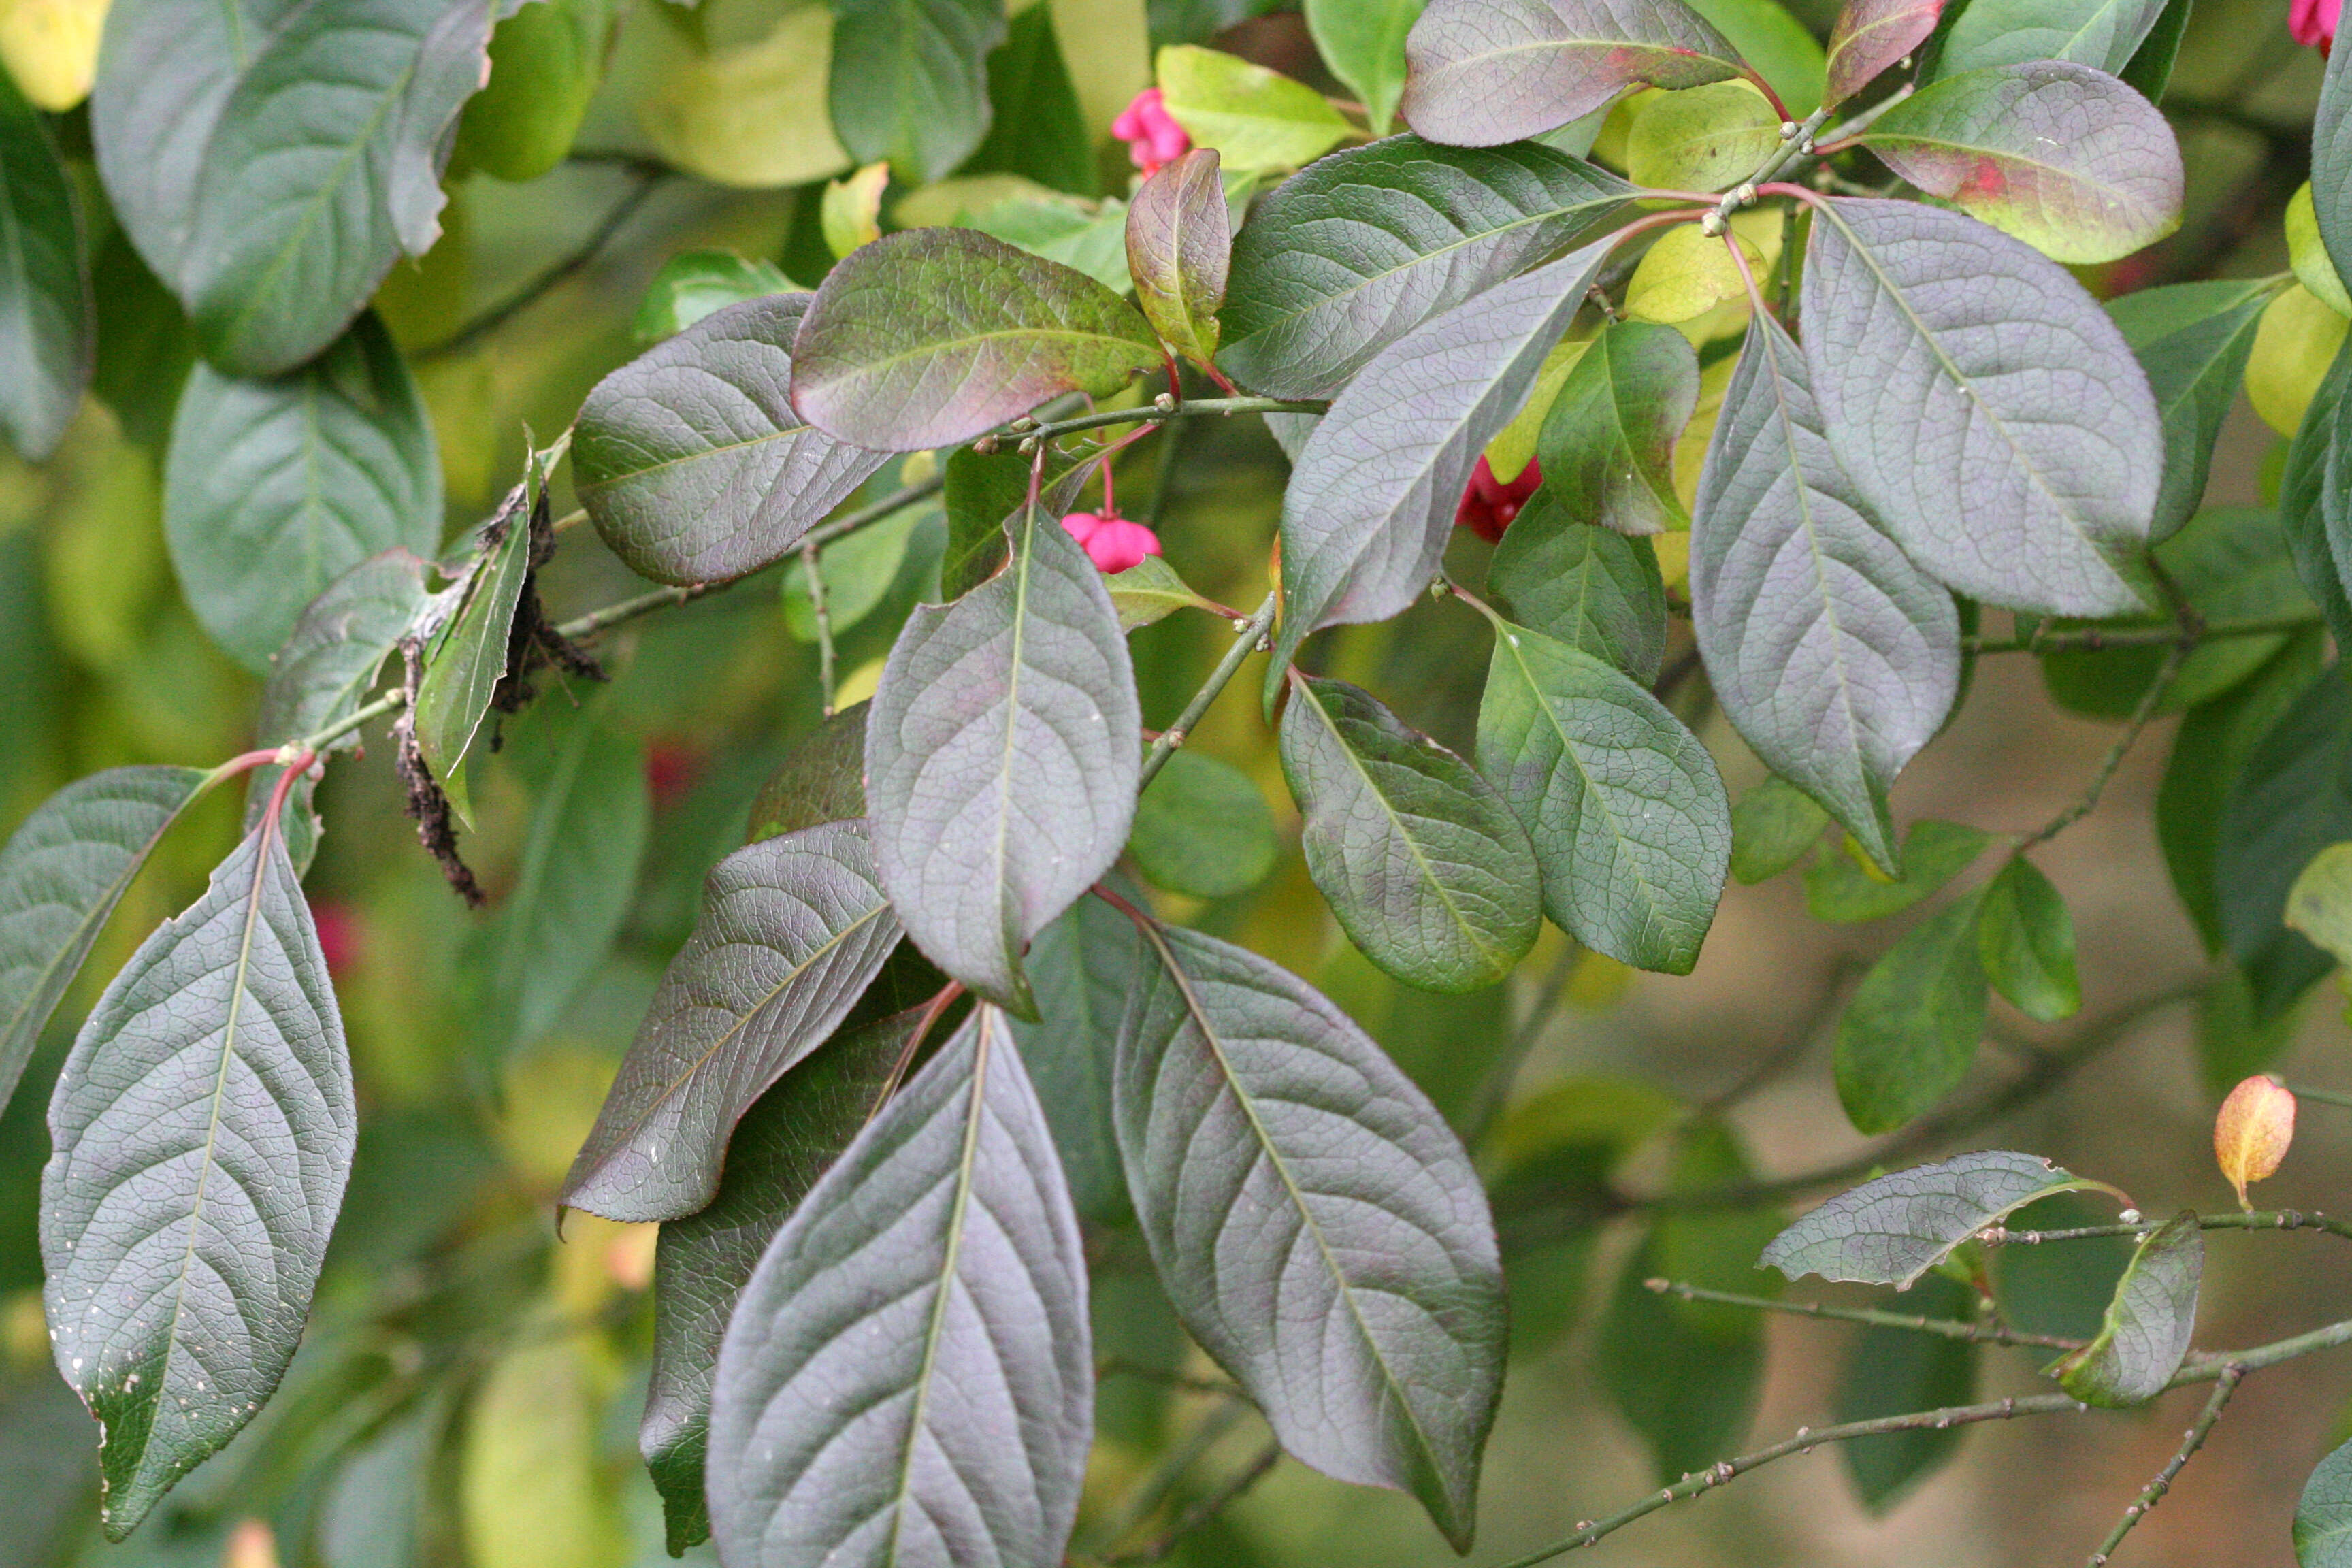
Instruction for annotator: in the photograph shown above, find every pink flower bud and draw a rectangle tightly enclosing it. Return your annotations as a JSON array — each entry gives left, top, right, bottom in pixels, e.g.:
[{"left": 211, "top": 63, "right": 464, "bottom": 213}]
[
  {"left": 1082, "top": 517, "right": 1162, "bottom": 573},
  {"left": 2293, "top": 0, "right": 2339, "bottom": 49},
  {"left": 1113, "top": 88, "right": 1192, "bottom": 176},
  {"left": 1454, "top": 455, "right": 1544, "bottom": 543}
]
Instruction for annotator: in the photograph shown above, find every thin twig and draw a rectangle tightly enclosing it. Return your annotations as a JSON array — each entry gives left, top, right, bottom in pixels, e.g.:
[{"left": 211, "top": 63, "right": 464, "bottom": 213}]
[
  {"left": 419, "top": 169, "right": 662, "bottom": 360},
  {"left": 1138, "top": 591, "right": 1278, "bottom": 789},
  {"left": 1699, "top": 956, "right": 1863, "bottom": 1113},
  {"left": 1084, "top": 1399, "right": 1247, "bottom": 1557},
  {"left": 1096, "top": 1358, "right": 1242, "bottom": 1399},
  {"left": 1985, "top": 1209, "right": 2352, "bottom": 1247},
  {"left": 1644, "top": 1279, "right": 2085, "bottom": 1350},
  {"left": 2017, "top": 637, "right": 2191, "bottom": 849},
  {"left": 802, "top": 544, "right": 836, "bottom": 716},
  {"left": 1109, "top": 1440, "right": 1284, "bottom": 1565},
  {"left": 802, "top": 473, "right": 946, "bottom": 551},
  {"left": 555, "top": 581, "right": 714, "bottom": 640},
  {"left": 1965, "top": 612, "right": 2316, "bottom": 653},
  {"left": 2085, "top": 1368, "right": 2242, "bottom": 1567}
]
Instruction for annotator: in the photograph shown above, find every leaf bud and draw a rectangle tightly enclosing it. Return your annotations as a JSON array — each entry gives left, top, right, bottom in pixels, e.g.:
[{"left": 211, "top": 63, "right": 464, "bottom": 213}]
[{"left": 2214, "top": 1074, "right": 2296, "bottom": 1210}]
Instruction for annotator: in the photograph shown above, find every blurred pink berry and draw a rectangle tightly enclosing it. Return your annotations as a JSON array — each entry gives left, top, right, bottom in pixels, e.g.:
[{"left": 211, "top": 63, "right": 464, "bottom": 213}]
[
  {"left": 1113, "top": 88, "right": 1191, "bottom": 176},
  {"left": 309, "top": 900, "right": 362, "bottom": 979},
  {"left": 1064, "top": 510, "right": 1162, "bottom": 572},
  {"left": 1456, "top": 455, "right": 1543, "bottom": 543},
  {"left": 2293, "top": 0, "right": 2339, "bottom": 48}
]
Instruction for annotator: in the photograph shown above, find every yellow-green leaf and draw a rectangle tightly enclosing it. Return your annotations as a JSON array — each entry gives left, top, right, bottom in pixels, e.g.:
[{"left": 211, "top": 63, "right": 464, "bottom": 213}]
[{"left": 1156, "top": 44, "right": 1350, "bottom": 172}]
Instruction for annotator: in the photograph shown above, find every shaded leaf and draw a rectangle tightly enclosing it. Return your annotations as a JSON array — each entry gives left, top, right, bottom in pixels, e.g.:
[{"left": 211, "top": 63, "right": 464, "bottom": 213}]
[
  {"left": 1730, "top": 774, "right": 1831, "bottom": 883},
  {"left": 1838, "top": 1273, "right": 1977, "bottom": 1510},
  {"left": 2048, "top": 1211, "right": 2200, "bottom": 1405},
  {"left": 1128, "top": 750, "right": 1279, "bottom": 899},
  {"left": 0, "top": 1367, "right": 99, "bottom": 1568},
  {"left": 461, "top": 1304, "right": 619, "bottom": 1568},
  {"left": 1625, "top": 79, "right": 1780, "bottom": 193},
  {"left": 2109, "top": 278, "right": 2279, "bottom": 544},
  {"left": 2218, "top": 666, "right": 2352, "bottom": 1019},
  {"left": 964, "top": 5, "right": 1096, "bottom": 196},
  {"left": 1536, "top": 318, "right": 1697, "bottom": 537},
  {"left": 2298, "top": 1433, "right": 2352, "bottom": 1568},
  {"left": 1307, "top": 0, "right": 1427, "bottom": 134},
  {"left": 783, "top": 499, "right": 930, "bottom": 642},
  {"left": 1802, "top": 197, "right": 2161, "bottom": 617},
  {"left": 633, "top": 251, "right": 796, "bottom": 342},
  {"left": 409, "top": 481, "right": 538, "bottom": 818},
  {"left": 1127, "top": 148, "right": 1229, "bottom": 367},
  {"left": 1854, "top": 61, "right": 2182, "bottom": 265},
  {"left": 2289, "top": 842, "right": 2352, "bottom": 968},
  {"left": 453, "top": 0, "right": 612, "bottom": 182},
  {"left": 1834, "top": 889, "right": 1989, "bottom": 1134},
  {"left": 1107, "top": 553, "right": 1223, "bottom": 630},
  {"left": 1976, "top": 853, "right": 2079, "bottom": 1022},
  {"left": 747, "top": 707, "right": 870, "bottom": 842},
  {"left": 1156, "top": 44, "right": 1352, "bottom": 171},
  {"left": 0, "top": 71, "right": 89, "bottom": 461},
  {"left": 2115, "top": 0, "right": 2189, "bottom": 98},
  {"left": 1282, "top": 674, "right": 1539, "bottom": 992},
  {"left": 791, "top": 227, "right": 1161, "bottom": 450},
  {"left": 1825, "top": 0, "right": 1942, "bottom": 108},
  {"left": 577, "top": 293, "right": 889, "bottom": 587},
  {"left": 2318, "top": 34, "right": 2352, "bottom": 299},
  {"left": 1217, "top": 134, "right": 1632, "bottom": 399},
  {"left": 642, "top": 1005, "right": 917, "bottom": 1554},
  {"left": 941, "top": 444, "right": 1032, "bottom": 598},
  {"left": 0, "top": 766, "right": 210, "bottom": 1120},
  {"left": 42, "top": 812, "right": 355, "bottom": 1537},
  {"left": 707, "top": 1005, "right": 1092, "bottom": 1568},
  {"left": 1488, "top": 489, "right": 1667, "bottom": 681},
  {"left": 1477, "top": 619, "right": 1729, "bottom": 973},
  {"left": 1271, "top": 239, "right": 1609, "bottom": 686},
  {"left": 829, "top": 0, "right": 1008, "bottom": 181},
  {"left": 1935, "top": 0, "right": 2168, "bottom": 76},
  {"left": 1009, "top": 892, "right": 1145, "bottom": 1224},
  {"left": 1400, "top": 0, "right": 1745, "bottom": 146},
  {"left": 561, "top": 820, "right": 902, "bottom": 1222},
  {"left": 1692, "top": 313, "right": 1959, "bottom": 872},
  {"left": 1761, "top": 1149, "right": 2114, "bottom": 1287},
  {"left": 866, "top": 483, "right": 1139, "bottom": 1013},
  {"left": 2283, "top": 332, "right": 2352, "bottom": 653},
  {"left": 1115, "top": 920, "right": 1504, "bottom": 1549},
  {"left": 165, "top": 312, "right": 442, "bottom": 672}
]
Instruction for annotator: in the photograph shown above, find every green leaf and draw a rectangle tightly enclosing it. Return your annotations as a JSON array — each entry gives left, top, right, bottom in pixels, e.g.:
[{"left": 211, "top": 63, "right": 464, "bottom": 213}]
[
  {"left": 1537, "top": 318, "right": 1698, "bottom": 536},
  {"left": 865, "top": 476, "right": 1139, "bottom": 1013},
  {"left": 1692, "top": 313, "right": 1959, "bottom": 874},
  {"left": 1833, "top": 889, "right": 1990, "bottom": 1133},
  {"left": 1805, "top": 818, "right": 1988, "bottom": 922},
  {"left": 1761, "top": 1149, "right": 2115, "bottom": 1287},
  {"left": 408, "top": 479, "right": 538, "bottom": 820},
  {"left": 2316, "top": 31, "right": 2352, "bottom": 299},
  {"left": 2292, "top": 184, "right": 2352, "bottom": 320},
  {"left": 783, "top": 500, "right": 929, "bottom": 641},
  {"left": 642, "top": 1004, "right": 918, "bottom": 1554},
  {"left": 561, "top": 821, "right": 904, "bottom": 1222},
  {"left": 1156, "top": 44, "right": 1351, "bottom": 171},
  {"left": 632, "top": 250, "right": 796, "bottom": 342},
  {"left": 1400, "top": 0, "right": 1746, "bottom": 145},
  {"left": 1281, "top": 674, "right": 1541, "bottom": 992},
  {"left": 181, "top": 0, "right": 497, "bottom": 374},
  {"left": 1127, "top": 148, "right": 1228, "bottom": 367},
  {"left": 0, "top": 766, "right": 210, "bottom": 1120},
  {"left": 578, "top": 293, "right": 890, "bottom": 587},
  {"left": 964, "top": 5, "right": 1098, "bottom": 195},
  {"left": 830, "top": 0, "right": 1008, "bottom": 181},
  {"left": 1823, "top": 0, "right": 1941, "bottom": 108},
  {"left": 2219, "top": 666, "right": 2352, "bottom": 1018},
  {"left": 0, "top": 73, "right": 90, "bottom": 461},
  {"left": 1306, "top": 0, "right": 1426, "bottom": 134},
  {"left": 1488, "top": 489, "right": 1667, "bottom": 682},
  {"left": 2288, "top": 842, "right": 2352, "bottom": 968},
  {"left": 0, "top": 1367, "right": 99, "bottom": 1567},
  {"left": 1128, "top": 749, "right": 1279, "bottom": 899},
  {"left": 2048, "top": 1210, "right": 2201, "bottom": 1406},
  {"left": 2299, "top": 1433, "right": 2352, "bottom": 1568},
  {"left": 941, "top": 444, "right": 1030, "bottom": 598},
  {"left": 459, "top": 704, "right": 650, "bottom": 1062},
  {"left": 1731, "top": 774, "right": 1831, "bottom": 883},
  {"left": 1684, "top": 0, "right": 1826, "bottom": 113},
  {"left": 2159, "top": 629, "right": 2327, "bottom": 952},
  {"left": 1107, "top": 553, "right": 1222, "bottom": 630},
  {"left": 1271, "top": 240, "right": 1610, "bottom": 689},
  {"left": 1626, "top": 80, "right": 1782, "bottom": 193},
  {"left": 2115, "top": 0, "right": 2189, "bottom": 99},
  {"left": 969, "top": 194, "right": 1135, "bottom": 293},
  {"left": 791, "top": 227, "right": 1162, "bottom": 450},
  {"left": 2283, "top": 332, "right": 2352, "bottom": 653},
  {"left": 745, "top": 705, "right": 868, "bottom": 841},
  {"left": 91, "top": 231, "right": 197, "bottom": 451},
  {"left": 42, "top": 811, "right": 354, "bottom": 1537},
  {"left": 453, "top": 0, "right": 613, "bottom": 182},
  {"left": 706, "top": 1006, "right": 1092, "bottom": 1568},
  {"left": 1852, "top": 62, "right": 2182, "bottom": 265},
  {"left": 1837, "top": 1273, "right": 1978, "bottom": 1510},
  {"left": 1217, "top": 135, "right": 1632, "bottom": 399},
  {"left": 164, "top": 312, "right": 441, "bottom": 672},
  {"left": 1009, "top": 892, "right": 1144, "bottom": 1224},
  {"left": 1477, "top": 620, "right": 1730, "bottom": 974},
  {"left": 1116, "top": 920, "right": 1505, "bottom": 1550},
  {"left": 1934, "top": 0, "right": 2169, "bottom": 76},
  {"left": 2108, "top": 278, "right": 2278, "bottom": 544},
  {"left": 1803, "top": 197, "right": 2161, "bottom": 617},
  {"left": 1976, "top": 854, "right": 2080, "bottom": 1022}
]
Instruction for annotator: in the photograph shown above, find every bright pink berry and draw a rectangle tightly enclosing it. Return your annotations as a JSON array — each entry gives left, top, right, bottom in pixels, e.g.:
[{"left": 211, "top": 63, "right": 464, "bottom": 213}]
[
  {"left": 1062, "top": 510, "right": 1107, "bottom": 546},
  {"left": 309, "top": 900, "right": 363, "bottom": 979},
  {"left": 1455, "top": 455, "right": 1543, "bottom": 543},
  {"left": 2293, "top": 0, "right": 2339, "bottom": 48},
  {"left": 1083, "top": 517, "right": 1162, "bottom": 573},
  {"left": 1112, "top": 88, "right": 1192, "bottom": 176}
]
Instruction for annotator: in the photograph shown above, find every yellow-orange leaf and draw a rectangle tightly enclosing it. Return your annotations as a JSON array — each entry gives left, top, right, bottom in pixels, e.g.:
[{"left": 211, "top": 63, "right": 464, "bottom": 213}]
[{"left": 2214, "top": 1074, "right": 2296, "bottom": 1210}]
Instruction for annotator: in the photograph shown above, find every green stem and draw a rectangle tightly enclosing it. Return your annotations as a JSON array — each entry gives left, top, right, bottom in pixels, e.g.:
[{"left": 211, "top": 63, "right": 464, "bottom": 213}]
[
  {"left": 1642, "top": 1279, "right": 2084, "bottom": 1350},
  {"left": 801, "top": 543, "right": 836, "bottom": 715},
  {"left": 1967, "top": 610, "right": 2318, "bottom": 654},
  {"left": 801, "top": 472, "right": 945, "bottom": 551},
  {"left": 1139, "top": 591, "right": 1278, "bottom": 789},
  {"left": 2016, "top": 636, "right": 2190, "bottom": 849},
  {"left": 2288, "top": 1083, "right": 2352, "bottom": 1112},
  {"left": 1016, "top": 395, "right": 1325, "bottom": 446},
  {"left": 2084, "top": 1369, "right": 2241, "bottom": 1567},
  {"left": 1984, "top": 1209, "right": 2352, "bottom": 1246}
]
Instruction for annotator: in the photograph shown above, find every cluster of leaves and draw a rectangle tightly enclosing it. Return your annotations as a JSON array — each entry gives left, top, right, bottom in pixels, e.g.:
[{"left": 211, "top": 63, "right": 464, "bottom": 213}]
[{"left": 4, "top": 0, "right": 2352, "bottom": 1562}]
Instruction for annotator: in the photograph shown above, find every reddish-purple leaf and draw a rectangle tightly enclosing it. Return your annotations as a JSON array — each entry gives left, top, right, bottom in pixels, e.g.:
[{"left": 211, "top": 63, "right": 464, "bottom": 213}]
[
  {"left": 1823, "top": 0, "right": 1940, "bottom": 107},
  {"left": 1401, "top": 0, "right": 1745, "bottom": 147}
]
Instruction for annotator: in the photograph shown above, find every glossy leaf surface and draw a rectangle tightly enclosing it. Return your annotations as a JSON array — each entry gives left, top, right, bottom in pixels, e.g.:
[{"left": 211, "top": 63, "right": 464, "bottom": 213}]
[
  {"left": 1282, "top": 674, "right": 1541, "bottom": 992},
  {"left": 1691, "top": 314, "right": 1959, "bottom": 874},
  {"left": 1476, "top": 620, "right": 1729, "bottom": 973},
  {"left": 1401, "top": 0, "right": 1745, "bottom": 146},
  {"left": 0, "top": 73, "right": 89, "bottom": 461},
  {"left": 2048, "top": 1210, "right": 2200, "bottom": 1406},
  {"left": 707, "top": 1006, "right": 1092, "bottom": 1568},
  {"left": 42, "top": 815, "right": 354, "bottom": 1536},
  {"left": 791, "top": 227, "right": 1161, "bottom": 450},
  {"left": 1115, "top": 921, "right": 1504, "bottom": 1549},
  {"left": 561, "top": 821, "right": 902, "bottom": 1221},
  {"left": 1802, "top": 197, "right": 2161, "bottom": 617},
  {"left": 1271, "top": 240, "right": 1607, "bottom": 685},
  {"left": 165, "top": 312, "right": 441, "bottom": 672},
  {"left": 577, "top": 294, "right": 889, "bottom": 585},
  {"left": 1217, "top": 135, "right": 1631, "bottom": 399},
  {"left": 1488, "top": 490, "right": 1667, "bottom": 682},
  {"left": 828, "top": 0, "right": 1007, "bottom": 181},
  {"left": 1761, "top": 1150, "right": 2110, "bottom": 1287},
  {"left": 1833, "top": 889, "right": 1989, "bottom": 1134},
  {"left": 1126, "top": 148, "right": 1228, "bottom": 367},
  {"left": 865, "top": 481, "right": 1139, "bottom": 1013}
]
